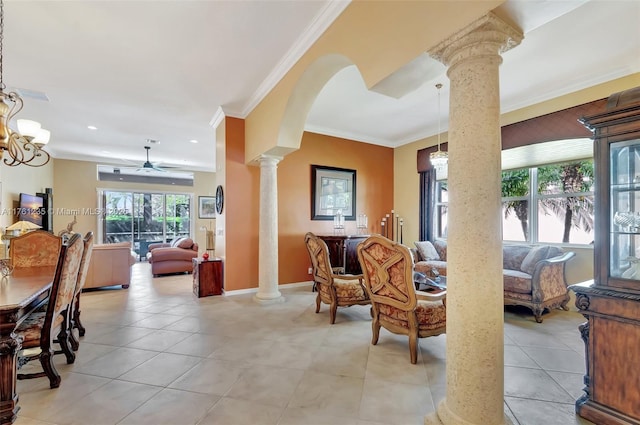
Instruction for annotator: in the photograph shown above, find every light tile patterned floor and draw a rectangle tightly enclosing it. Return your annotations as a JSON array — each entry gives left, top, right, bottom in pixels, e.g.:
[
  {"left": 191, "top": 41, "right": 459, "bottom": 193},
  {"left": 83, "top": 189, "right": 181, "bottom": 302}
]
[{"left": 15, "top": 262, "right": 595, "bottom": 425}]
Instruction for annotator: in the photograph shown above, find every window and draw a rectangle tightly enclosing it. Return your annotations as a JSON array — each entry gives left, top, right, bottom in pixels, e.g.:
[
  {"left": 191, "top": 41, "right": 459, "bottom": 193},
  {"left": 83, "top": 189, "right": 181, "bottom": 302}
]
[
  {"left": 98, "top": 190, "right": 193, "bottom": 255},
  {"left": 434, "top": 180, "right": 448, "bottom": 239},
  {"left": 433, "top": 159, "right": 594, "bottom": 245}
]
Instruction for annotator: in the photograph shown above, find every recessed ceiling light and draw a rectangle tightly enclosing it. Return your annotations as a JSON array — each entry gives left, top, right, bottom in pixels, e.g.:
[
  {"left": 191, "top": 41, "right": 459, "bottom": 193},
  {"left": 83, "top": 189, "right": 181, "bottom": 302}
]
[
  {"left": 88, "top": 125, "right": 97, "bottom": 130},
  {"left": 189, "top": 139, "right": 198, "bottom": 144}
]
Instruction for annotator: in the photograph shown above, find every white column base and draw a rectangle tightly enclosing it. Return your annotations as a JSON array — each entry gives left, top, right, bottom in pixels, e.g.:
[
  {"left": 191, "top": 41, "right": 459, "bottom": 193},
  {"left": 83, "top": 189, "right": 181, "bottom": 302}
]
[
  {"left": 424, "top": 401, "right": 515, "bottom": 425},
  {"left": 253, "top": 293, "right": 285, "bottom": 305}
]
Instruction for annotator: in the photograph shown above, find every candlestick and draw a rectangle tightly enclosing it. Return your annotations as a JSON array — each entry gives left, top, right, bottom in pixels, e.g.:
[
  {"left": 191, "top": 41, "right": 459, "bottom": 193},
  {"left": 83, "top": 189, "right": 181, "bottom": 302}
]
[{"left": 391, "top": 211, "right": 395, "bottom": 241}]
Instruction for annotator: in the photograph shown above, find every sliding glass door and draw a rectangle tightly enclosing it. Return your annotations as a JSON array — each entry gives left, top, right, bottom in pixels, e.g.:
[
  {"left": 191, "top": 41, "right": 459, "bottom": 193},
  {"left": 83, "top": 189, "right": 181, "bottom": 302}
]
[{"left": 100, "top": 190, "right": 192, "bottom": 259}]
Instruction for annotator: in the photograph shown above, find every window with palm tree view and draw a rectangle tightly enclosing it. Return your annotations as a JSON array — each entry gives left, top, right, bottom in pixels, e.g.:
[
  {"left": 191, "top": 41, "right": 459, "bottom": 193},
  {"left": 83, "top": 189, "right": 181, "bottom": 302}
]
[
  {"left": 435, "top": 159, "right": 594, "bottom": 245},
  {"left": 99, "top": 190, "right": 192, "bottom": 258}
]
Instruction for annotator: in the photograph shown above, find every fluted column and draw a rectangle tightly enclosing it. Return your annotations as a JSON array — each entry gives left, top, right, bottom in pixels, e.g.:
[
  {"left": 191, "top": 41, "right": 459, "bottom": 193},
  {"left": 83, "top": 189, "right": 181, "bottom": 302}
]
[
  {"left": 425, "top": 13, "right": 523, "bottom": 425},
  {"left": 254, "top": 154, "right": 284, "bottom": 304}
]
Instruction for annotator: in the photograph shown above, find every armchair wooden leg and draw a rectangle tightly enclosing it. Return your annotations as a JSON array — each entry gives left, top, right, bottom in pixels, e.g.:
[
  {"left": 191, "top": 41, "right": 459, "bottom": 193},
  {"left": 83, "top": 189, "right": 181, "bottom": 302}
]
[
  {"left": 409, "top": 333, "right": 418, "bottom": 365},
  {"left": 315, "top": 293, "right": 321, "bottom": 313},
  {"left": 371, "top": 318, "right": 380, "bottom": 345},
  {"left": 560, "top": 295, "right": 570, "bottom": 311},
  {"left": 533, "top": 307, "right": 544, "bottom": 323},
  {"left": 330, "top": 303, "right": 338, "bottom": 324}
]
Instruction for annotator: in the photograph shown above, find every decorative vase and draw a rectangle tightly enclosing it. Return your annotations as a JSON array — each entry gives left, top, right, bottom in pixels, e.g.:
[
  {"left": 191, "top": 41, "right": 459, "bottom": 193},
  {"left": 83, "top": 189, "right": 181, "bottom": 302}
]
[{"left": 202, "top": 252, "right": 209, "bottom": 261}]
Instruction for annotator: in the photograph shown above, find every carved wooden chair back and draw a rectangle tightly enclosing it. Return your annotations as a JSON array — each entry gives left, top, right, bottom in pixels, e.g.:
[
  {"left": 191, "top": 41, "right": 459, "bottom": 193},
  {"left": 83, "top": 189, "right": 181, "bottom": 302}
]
[
  {"left": 16, "top": 232, "right": 84, "bottom": 388},
  {"left": 69, "top": 231, "right": 94, "bottom": 350},
  {"left": 10, "top": 230, "right": 62, "bottom": 268},
  {"left": 304, "top": 232, "right": 333, "bottom": 291},
  {"left": 357, "top": 235, "right": 417, "bottom": 312}
]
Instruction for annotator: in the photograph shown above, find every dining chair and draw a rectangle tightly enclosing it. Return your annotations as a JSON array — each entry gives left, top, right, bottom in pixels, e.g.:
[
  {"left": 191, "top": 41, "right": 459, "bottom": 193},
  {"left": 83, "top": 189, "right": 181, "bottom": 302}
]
[
  {"left": 304, "top": 232, "right": 370, "bottom": 324},
  {"left": 9, "top": 229, "right": 62, "bottom": 268},
  {"left": 69, "top": 231, "right": 94, "bottom": 351},
  {"left": 15, "top": 233, "right": 85, "bottom": 388},
  {"left": 357, "top": 235, "right": 446, "bottom": 364}
]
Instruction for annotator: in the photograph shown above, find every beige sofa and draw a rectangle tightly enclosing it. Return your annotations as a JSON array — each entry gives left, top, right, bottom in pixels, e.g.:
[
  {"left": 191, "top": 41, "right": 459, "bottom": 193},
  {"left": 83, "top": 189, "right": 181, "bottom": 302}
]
[
  {"left": 84, "top": 242, "right": 137, "bottom": 289},
  {"left": 413, "top": 240, "right": 575, "bottom": 323}
]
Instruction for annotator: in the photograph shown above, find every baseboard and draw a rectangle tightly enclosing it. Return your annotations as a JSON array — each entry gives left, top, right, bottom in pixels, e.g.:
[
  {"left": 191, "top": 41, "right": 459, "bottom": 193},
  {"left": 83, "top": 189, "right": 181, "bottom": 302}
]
[{"left": 224, "top": 280, "right": 313, "bottom": 296}]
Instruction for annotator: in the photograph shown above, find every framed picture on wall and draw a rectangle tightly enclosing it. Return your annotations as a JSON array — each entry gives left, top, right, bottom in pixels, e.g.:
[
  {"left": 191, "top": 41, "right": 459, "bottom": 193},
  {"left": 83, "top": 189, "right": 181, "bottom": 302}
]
[
  {"left": 311, "top": 165, "right": 356, "bottom": 220},
  {"left": 198, "top": 196, "right": 217, "bottom": 219}
]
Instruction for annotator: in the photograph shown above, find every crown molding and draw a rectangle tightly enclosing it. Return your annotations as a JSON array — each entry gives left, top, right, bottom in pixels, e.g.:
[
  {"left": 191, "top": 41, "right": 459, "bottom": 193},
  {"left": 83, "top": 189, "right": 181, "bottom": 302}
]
[
  {"left": 209, "top": 106, "right": 226, "bottom": 129},
  {"left": 237, "top": 0, "right": 351, "bottom": 118},
  {"left": 303, "top": 123, "right": 397, "bottom": 148}
]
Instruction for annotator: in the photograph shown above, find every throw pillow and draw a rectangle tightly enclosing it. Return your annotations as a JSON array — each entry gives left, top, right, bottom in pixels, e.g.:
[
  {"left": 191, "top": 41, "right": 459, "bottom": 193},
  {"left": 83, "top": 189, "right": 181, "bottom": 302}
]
[
  {"left": 177, "top": 238, "right": 194, "bottom": 249},
  {"left": 414, "top": 241, "right": 440, "bottom": 261},
  {"left": 520, "top": 245, "right": 551, "bottom": 275},
  {"left": 170, "top": 237, "right": 185, "bottom": 248}
]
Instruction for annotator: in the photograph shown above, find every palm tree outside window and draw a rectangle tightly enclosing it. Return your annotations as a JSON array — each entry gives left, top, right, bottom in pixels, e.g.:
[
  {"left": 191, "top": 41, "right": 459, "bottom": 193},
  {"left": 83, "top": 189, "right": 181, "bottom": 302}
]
[{"left": 433, "top": 159, "right": 594, "bottom": 245}]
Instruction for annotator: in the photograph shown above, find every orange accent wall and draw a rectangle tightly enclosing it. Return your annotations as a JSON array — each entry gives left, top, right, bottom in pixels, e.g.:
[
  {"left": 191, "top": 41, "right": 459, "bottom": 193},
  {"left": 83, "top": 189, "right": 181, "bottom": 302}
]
[
  {"left": 225, "top": 117, "right": 260, "bottom": 291},
  {"left": 279, "top": 131, "right": 393, "bottom": 284}
]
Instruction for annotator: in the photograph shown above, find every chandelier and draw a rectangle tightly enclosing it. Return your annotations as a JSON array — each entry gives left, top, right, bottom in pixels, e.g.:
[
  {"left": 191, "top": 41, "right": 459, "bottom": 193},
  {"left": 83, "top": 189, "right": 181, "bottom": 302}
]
[
  {"left": 430, "top": 83, "right": 447, "bottom": 175},
  {"left": 0, "top": 0, "right": 50, "bottom": 167}
]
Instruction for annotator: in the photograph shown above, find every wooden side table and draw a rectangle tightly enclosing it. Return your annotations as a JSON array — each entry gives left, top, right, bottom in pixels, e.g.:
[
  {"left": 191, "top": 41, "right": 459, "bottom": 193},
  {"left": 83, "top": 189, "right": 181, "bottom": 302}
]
[{"left": 192, "top": 258, "right": 223, "bottom": 297}]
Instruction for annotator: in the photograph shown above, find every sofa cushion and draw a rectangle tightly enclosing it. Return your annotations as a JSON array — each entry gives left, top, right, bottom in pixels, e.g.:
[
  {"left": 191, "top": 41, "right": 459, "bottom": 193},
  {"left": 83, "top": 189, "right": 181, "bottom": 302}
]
[
  {"left": 520, "top": 245, "right": 552, "bottom": 275},
  {"left": 503, "top": 245, "right": 532, "bottom": 270},
  {"left": 177, "top": 238, "right": 194, "bottom": 249},
  {"left": 433, "top": 240, "right": 447, "bottom": 261},
  {"left": 414, "top": 260, "right": 447, "bottom": 277},
  {"left": 414, "top": 241, "right": 440, "bottom": 261},
  {"left": 503, "top": 269, "right": 532, "bottom": 294}
]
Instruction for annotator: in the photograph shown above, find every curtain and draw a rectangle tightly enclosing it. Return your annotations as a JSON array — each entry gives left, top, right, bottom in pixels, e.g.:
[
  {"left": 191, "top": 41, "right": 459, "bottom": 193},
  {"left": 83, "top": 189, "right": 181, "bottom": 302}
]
[{"left": 419, "top": 169, "right": 437, "bottom": 242}]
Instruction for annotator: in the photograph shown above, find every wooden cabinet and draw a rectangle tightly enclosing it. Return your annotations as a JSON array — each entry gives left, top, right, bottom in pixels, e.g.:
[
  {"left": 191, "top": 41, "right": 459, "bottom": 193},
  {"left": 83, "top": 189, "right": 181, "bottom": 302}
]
[
  {"left": 318, "top": 235, "right": 368, "bottom": 275},
  {"left": 193, "top": 258, "right": 223, "bottom": 297},
  {"left": 569, "top": 86, "right": 640, "bottom": 425}
]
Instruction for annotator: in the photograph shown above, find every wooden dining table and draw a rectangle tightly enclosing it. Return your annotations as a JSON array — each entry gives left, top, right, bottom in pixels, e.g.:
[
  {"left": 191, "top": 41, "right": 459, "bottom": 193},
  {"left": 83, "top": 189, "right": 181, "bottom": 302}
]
[{"left": 0, "top": 266, "right": 56, "bottom": 425}]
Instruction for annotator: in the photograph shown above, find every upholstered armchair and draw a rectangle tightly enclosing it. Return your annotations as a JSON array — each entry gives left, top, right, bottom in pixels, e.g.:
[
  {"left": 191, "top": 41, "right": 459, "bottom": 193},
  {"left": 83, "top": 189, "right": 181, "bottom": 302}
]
[
  {"left": 10, "top": 230, "right": 62, "bottom": 268},
  {"left": 357, "top": 235, "right": 446, "bottom": 364},
  {"left": 304, "top": 232, "right": 370, "bottom": 324},
  {"left": 147, "top": 237, "right": 198, "bottom": 276}
]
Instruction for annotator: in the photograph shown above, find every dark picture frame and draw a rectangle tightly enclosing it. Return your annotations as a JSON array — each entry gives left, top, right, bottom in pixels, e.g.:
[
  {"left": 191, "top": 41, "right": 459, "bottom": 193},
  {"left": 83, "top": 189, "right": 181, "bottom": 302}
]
[
  {"left": 311, "top": 165, "right": 356, "bottom": 220},
  {"left": 198, "top": 196, "right": 217, "bottom": 219}
]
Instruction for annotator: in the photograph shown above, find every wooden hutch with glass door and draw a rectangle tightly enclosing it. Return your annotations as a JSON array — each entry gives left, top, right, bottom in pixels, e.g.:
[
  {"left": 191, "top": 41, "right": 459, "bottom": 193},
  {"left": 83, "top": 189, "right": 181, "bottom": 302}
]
[{"left": 569, "top": 86, "right": 640, "bottom": 425}]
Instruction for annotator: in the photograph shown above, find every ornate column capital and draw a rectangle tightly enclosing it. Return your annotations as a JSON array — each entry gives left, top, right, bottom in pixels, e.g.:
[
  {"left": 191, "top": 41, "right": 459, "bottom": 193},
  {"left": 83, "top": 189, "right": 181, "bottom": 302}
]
[
  {"left": 258, "top": 154, "right": 282, "bottom": 168},
  {"left": 429, "top": 12, "right": 523, "bottom": 69}
]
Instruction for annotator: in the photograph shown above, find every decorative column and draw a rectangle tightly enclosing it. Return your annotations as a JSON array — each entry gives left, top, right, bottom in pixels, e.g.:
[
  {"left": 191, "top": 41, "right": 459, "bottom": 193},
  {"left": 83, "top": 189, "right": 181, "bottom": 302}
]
[
  {"left": 425, "top": 13, "right": 522, "bottom": 425},
  {"left": 254, "top": 154, "right": 285, "bottom": 304}
]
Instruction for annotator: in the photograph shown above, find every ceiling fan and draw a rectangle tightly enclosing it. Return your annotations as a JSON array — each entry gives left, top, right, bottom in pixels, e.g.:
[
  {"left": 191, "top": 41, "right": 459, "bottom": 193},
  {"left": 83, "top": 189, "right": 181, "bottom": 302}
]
[{"left": 137, "top": 146, "right": 167, "bottom": 172}]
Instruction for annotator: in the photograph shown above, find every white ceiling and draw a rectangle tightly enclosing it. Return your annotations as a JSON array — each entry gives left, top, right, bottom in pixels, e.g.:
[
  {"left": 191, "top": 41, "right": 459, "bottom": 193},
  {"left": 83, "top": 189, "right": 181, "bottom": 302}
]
[{"left": 4, "top": 0, "right": 640, "bottom": 173}]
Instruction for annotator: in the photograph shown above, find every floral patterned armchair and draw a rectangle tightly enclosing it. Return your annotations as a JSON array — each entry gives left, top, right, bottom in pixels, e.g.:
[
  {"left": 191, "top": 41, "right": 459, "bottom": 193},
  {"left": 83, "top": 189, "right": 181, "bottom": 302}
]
[
  {"left": 357, "top": 235, "right": 446, "bottom": 364},
  {"left": 304, "top": 232, "right": 370, "bottom": 324}
]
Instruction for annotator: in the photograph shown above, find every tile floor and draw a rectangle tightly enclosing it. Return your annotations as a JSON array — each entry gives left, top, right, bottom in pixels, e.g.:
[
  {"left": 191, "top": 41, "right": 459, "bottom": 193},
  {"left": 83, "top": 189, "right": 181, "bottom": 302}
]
[{"left": 15, "top": 262, "right": 595, "bottom": 425}]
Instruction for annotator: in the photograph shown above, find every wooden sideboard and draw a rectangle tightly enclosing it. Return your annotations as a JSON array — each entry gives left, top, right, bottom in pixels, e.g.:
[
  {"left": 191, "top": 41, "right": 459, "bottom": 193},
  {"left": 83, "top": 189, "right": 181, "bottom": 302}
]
[{"left": 318, "top": 235, "right": 368, "bottom": 275}]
